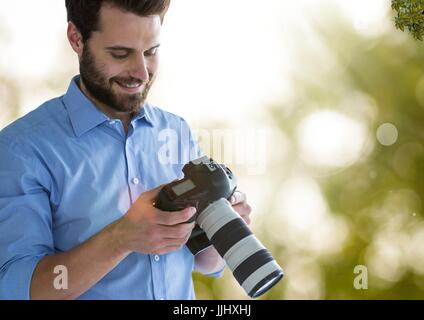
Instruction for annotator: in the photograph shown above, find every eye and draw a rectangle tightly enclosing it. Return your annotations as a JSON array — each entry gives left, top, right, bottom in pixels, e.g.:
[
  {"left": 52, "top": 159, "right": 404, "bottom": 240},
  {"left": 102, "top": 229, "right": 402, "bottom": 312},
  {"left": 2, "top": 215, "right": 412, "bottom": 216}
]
[
  {"left": 145, "top": 48, "right": 158, "bottom": 57},
  {"left": 110, "top": 52, "right": 129, "bottom": 60}
]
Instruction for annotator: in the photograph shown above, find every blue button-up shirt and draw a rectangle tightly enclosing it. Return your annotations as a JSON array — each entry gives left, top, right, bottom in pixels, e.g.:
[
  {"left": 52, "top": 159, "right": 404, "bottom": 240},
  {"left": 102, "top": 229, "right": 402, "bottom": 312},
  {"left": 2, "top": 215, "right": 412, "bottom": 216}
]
[{"left": 0, "top": 76, "right": 215, "bottom": 300}]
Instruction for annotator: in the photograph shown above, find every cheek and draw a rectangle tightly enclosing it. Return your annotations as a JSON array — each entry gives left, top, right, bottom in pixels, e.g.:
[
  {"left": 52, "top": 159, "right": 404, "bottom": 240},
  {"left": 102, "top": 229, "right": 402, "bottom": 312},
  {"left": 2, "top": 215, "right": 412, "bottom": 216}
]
[
  {"left": 99, "top": 59, "right": 128, "bottom": 81},
  {"left": 108, "top": 65, "right": 127, "bottom": 80},
  {"left": 147, "top": 56, "right": 160, "bottom": 74}
]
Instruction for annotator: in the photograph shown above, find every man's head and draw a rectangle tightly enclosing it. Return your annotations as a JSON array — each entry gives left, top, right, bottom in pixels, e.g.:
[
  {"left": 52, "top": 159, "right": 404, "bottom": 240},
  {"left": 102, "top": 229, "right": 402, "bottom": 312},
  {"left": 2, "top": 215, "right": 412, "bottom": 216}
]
[{"left": 65, "top": 0, "right": 170, "bottom": 116}]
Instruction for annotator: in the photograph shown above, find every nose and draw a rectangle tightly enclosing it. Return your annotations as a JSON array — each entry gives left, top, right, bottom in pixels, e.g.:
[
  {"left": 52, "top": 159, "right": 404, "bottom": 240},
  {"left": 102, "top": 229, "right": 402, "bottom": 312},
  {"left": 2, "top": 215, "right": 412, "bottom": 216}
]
[{"left": 130, "top": 53, "right": 150, "bottom": 83}]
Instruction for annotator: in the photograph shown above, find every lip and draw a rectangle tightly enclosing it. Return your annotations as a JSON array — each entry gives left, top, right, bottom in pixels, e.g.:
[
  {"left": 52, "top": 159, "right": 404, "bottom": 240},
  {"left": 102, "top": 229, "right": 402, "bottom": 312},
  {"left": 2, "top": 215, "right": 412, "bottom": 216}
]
[{"left": 115, "top": 81, "right": 143, "bottom": 94}]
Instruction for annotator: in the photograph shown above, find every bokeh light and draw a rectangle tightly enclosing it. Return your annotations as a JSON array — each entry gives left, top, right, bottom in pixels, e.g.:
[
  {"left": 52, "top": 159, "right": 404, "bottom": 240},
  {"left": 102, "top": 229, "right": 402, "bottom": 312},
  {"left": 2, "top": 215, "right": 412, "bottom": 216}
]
[
  {"left": 376, "top": 123, "right": 399, "bottom": 146},
  {"left": 296, "top": 111, "right": 368, "bottom": 168}
]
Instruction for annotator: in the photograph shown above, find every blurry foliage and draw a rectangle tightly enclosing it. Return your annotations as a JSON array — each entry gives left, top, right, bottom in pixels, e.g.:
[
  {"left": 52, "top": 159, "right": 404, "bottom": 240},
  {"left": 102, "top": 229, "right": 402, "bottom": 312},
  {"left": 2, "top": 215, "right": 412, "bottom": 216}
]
[
  {"left": 392, "top": 0, "right": 424, "bottom": 40},
  {"left": 0, "top": 24, "right": 20, "bottom": 126},
  {"left": 267, "top": 9, "right": 424, "bottom": 299},
  {"left": 195, "top": 4, "right": 424, "bottom": 300}
]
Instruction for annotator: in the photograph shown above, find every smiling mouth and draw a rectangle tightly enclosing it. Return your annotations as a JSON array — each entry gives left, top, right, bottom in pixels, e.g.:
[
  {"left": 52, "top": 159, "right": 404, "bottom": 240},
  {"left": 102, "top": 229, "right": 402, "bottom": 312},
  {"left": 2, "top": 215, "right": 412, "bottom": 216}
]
[{"left": 115, "top": 80, "right": 143, "bottom": 89}]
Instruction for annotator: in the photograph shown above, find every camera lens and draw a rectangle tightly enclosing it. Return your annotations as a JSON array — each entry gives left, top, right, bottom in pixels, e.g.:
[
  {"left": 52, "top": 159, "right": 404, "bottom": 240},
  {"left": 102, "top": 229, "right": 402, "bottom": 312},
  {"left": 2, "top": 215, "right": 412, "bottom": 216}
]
[{"left": 196, "top": 198, "right": 284, "bottom": 298}]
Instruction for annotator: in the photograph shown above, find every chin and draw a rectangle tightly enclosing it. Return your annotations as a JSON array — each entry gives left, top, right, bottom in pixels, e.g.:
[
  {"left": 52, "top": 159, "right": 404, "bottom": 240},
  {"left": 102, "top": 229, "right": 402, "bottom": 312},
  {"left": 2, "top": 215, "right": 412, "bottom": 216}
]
[{"left": 116, "top": 101, "right": 144, "bottom": 114}]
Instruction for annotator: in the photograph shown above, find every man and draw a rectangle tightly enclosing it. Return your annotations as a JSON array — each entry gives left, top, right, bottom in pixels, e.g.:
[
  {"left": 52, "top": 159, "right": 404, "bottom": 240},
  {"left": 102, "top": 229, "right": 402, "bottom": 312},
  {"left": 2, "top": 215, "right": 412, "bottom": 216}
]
[{"left": 0, "top": 0, "right": 251, "bottom": 300}]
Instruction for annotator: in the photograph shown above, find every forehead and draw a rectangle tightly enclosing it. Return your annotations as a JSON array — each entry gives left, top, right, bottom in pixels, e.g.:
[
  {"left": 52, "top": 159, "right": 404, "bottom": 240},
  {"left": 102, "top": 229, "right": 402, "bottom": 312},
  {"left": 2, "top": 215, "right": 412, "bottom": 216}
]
[{"left": 95, "top": 4, "right": 161, "bottom": 47}]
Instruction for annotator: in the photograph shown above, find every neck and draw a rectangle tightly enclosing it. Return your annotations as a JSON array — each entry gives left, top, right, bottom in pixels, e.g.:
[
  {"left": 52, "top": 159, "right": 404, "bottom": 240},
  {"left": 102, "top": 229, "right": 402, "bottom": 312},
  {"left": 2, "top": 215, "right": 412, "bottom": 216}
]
[{"left": 78, "top": 79, "right": 132, "bottom": 132}]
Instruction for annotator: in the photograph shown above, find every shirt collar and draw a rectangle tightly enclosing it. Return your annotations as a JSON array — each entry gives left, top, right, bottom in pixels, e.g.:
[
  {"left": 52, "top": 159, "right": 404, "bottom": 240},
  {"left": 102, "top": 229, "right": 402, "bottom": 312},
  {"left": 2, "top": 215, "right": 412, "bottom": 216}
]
[
  {"left": 132, "top": 101, "right": 155, "bottom": 128},
  {"left": 63, "top": 75, "right": 154, "bottom": 137}
]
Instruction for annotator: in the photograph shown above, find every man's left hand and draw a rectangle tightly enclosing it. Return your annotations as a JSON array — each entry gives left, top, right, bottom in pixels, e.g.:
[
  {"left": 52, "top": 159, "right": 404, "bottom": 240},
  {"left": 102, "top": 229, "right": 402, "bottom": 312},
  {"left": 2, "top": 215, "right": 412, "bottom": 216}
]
[{"left": 230, "top": 191, "right": 252, "bottom": 225}]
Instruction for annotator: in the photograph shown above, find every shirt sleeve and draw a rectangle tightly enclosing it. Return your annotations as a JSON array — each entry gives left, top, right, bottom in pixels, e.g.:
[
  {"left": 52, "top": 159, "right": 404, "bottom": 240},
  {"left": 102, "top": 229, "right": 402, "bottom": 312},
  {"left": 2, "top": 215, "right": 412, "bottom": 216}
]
[{"left": 0, "top": 141, "right": 55, "bottom": 300}]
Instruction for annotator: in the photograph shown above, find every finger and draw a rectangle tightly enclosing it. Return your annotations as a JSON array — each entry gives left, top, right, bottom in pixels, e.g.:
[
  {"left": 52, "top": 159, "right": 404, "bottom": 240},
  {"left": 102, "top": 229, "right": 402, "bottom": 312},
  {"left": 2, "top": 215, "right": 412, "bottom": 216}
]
[
  {"left": 155, "top": 207, "right": 197, "bottom": 226},
  {"left": 154, "top": 245, "right": 184, "bottom": 255},
  {"left": 153, "top": 237, "right": 191, "bottom": 254},
  {"left": 230, "top": 191, "right": 247, "bottom": 205},
  {"left": 157, "top": 222, "right": 195, "bottom": 239},
  {"left": 242, "top": 216, "right": 251, "bottom": 225},
  {"left": 164, "top": 231, "right": 192, "bottom": 244},
  {"left": 233, "top": 210, "right": 251, "bottom": 225},
  {"left": 232, "top": 202, "right": 252, "bottom": 217}
]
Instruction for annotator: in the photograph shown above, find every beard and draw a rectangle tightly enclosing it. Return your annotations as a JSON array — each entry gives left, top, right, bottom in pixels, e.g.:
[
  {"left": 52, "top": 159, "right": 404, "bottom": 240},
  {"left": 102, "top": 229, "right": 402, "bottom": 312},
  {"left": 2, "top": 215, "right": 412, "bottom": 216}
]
[{"left": 79, "top": 45, "right": 155, "bottom": 114}]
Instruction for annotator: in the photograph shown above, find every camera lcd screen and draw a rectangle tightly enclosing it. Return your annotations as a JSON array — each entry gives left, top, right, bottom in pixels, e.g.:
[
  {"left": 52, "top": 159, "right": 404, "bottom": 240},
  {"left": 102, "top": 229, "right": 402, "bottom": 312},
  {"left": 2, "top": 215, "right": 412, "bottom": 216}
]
[{"left": 172, "top": 179, "right": 196, "bottom": 196}]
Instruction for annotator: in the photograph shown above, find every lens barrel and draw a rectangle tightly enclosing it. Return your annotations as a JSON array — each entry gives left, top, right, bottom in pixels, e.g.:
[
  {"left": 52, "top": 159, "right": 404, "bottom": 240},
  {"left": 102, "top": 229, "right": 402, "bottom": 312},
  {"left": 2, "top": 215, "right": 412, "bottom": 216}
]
[{"left": 197, "top": 198, "right": 284, "bottom": 298}]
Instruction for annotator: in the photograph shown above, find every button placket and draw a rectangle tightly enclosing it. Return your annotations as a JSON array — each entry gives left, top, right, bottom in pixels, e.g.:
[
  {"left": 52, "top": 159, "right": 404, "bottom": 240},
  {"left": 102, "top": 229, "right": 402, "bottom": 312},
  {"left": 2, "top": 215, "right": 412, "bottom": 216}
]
[
  {"left": 151, "top": 254, "right": 166, "bottom": 300},
  {"left": 125, "top": 138, "right": 143, "bottom": 202}
]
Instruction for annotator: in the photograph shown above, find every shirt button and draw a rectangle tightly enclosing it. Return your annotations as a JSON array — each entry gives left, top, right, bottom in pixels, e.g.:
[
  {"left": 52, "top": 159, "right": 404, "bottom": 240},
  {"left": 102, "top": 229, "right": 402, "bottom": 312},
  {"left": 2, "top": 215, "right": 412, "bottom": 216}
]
[
  {"left": 154, "top": 255, "right": 160, "bottom": 262},
  {"left": 132, "top": 178, "right": 140, "bottom": 185}
]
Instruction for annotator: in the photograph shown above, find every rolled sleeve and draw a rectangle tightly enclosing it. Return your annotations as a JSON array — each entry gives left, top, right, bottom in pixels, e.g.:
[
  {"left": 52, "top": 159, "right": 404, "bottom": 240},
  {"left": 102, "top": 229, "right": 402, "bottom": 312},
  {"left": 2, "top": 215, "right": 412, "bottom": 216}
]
[
  {"left": 0, "top": 141, "right": 54, "bottom": 300},
  {"left": 0, "top": 255, "right": 46, "bottom": 300},
  {"left": 205, "top": 267, "right": 225, "bottom": 278}
]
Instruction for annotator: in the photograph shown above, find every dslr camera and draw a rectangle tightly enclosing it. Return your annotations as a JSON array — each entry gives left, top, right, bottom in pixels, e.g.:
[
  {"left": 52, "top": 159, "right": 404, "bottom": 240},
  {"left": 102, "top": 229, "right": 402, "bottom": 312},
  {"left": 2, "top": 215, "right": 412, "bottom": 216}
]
[{"left": 155, "top": 156, "right": 283, "bottom": 298}]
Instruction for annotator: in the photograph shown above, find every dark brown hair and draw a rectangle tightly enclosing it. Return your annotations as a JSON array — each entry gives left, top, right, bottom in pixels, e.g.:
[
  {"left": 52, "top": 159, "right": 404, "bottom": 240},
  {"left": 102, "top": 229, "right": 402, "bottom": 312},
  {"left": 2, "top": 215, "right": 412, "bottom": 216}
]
[{"left": 65, "top": 0, "right": 171, "bottom": 43}]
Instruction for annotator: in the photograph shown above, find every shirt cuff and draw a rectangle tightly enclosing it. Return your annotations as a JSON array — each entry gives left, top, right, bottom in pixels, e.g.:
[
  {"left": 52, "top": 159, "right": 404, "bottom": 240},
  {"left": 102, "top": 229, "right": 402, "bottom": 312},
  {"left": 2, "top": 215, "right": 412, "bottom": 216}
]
[
  {"left": 204, "top": 266, "right": 225, "bottom": 278},
  {"left": 0, "top": 255, "right": 45, "bottom": 300}
]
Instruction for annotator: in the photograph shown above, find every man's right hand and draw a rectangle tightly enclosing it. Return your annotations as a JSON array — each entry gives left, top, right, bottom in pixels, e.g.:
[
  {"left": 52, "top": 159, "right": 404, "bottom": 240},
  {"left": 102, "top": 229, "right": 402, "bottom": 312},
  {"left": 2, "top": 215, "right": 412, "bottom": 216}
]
[
  {"left": 112, "top": 186, "right": 197, "bottom": 255},
  {"left": 30, "top": 186, "right": 194, "bottom": 300}
]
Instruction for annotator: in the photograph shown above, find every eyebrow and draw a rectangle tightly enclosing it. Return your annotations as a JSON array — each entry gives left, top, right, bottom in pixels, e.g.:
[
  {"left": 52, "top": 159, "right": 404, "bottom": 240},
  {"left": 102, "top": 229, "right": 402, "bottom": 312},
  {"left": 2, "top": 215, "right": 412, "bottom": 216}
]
[{"left": 105, "top": 44, "right": 161, "bottom": 52}]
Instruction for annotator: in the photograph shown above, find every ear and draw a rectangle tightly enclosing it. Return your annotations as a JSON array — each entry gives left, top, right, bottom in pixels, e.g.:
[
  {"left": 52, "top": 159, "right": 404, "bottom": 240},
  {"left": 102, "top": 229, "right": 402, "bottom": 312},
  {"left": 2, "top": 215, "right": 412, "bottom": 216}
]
[{"left": 67, "top": 21, "right": 84, "bottom": 55}]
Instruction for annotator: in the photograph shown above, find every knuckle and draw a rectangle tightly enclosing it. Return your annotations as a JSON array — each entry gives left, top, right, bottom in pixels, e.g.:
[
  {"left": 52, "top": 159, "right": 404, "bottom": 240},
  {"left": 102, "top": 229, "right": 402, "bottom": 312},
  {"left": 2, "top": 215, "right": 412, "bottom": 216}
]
[
  {"left": 186, "top": 222, "right": 195, "bottom": 232},
  {"left": 177, "top": 226, "right": 187, "bottom": 238},
  {"left": 243, "top": 203, "right": 252, "bottom": 213},
  {"left": 174, "top": 212, "right": 186, "bottom": 224},
  {"left": 236, "top": 192, "right": 241, "bottom": 200}
]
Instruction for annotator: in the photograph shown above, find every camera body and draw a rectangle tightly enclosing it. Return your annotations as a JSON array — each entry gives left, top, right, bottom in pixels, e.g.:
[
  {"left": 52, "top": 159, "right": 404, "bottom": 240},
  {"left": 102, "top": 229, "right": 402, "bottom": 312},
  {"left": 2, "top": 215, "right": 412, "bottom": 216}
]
[{"left": 155, "top": 156, "right": 237, "bottom": 255}]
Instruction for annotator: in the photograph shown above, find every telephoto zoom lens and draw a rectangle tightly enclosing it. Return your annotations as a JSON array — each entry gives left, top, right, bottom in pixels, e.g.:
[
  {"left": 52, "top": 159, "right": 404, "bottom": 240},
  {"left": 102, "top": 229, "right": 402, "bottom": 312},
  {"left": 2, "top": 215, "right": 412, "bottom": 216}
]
[{"left": 197, "top": 198, "right": 284, "bottom": 298}]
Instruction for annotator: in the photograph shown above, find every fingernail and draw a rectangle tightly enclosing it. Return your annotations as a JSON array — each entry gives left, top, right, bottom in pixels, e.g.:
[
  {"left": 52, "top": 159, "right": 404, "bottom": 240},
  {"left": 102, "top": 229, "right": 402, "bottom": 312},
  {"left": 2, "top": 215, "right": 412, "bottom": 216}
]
[
  {"left": 230, "top": 196, "right": 235, "bottom": 204},
  {"left": 189, "top": 207, "right": 197, "bottom": 215}
]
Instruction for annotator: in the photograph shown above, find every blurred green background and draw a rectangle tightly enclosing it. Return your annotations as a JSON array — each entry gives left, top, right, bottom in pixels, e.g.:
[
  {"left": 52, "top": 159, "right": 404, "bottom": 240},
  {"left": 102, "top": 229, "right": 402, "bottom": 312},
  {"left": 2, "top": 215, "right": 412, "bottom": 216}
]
[{"left": 1, "top": 0, "right": 424, "bottom": 299}]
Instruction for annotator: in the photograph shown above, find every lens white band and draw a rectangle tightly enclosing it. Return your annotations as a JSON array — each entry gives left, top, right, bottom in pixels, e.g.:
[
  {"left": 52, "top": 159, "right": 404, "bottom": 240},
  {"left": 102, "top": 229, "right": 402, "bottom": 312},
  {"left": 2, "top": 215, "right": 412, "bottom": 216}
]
[
  {"left": 241, "top": 260, "right": 283, "bottom": 295},
  {"left": 224, "top": 235, "right": 266, "bottom": 271},
  {"left": 197, "top": 198, "right": 240, "bottom": 237}
]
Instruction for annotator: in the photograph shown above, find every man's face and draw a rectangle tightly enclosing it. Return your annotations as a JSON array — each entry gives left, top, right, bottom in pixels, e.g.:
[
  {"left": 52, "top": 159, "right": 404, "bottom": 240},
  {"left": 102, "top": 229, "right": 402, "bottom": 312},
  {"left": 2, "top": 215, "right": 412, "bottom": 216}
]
[{"left": 79, "top": 5, "right": 161, "bottom": 114}]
